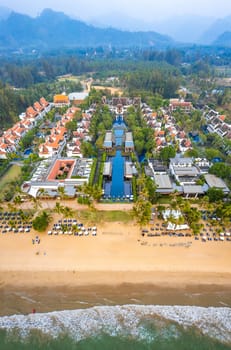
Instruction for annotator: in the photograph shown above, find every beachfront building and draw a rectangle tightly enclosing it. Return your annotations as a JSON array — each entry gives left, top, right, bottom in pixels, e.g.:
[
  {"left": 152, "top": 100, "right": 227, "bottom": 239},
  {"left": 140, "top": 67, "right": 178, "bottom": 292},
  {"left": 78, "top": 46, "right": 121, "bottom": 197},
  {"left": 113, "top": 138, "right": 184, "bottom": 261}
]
[
  {"left": 154, "top": 174, "right": 174, "bottom": 195},
  {"left": 204, "top": 174, "right": 230, "bottom": 194},
  {"left": 147, "top": 159, "right": 168, "bottom": 175},
  {"left": 194, "top": 158, "right": 211, "bottom": 174},
  {"left": 182, "top": 185, "right": 205, "bottom": 198},
  {"left": 169, "top": 157, "right": 205, "bottom": 197},
  {"left": 169, "top": 157, "right": 200, "bottom": 185},
  {"left": 22, "top": 157, "right": 93, "bottom": 198}
]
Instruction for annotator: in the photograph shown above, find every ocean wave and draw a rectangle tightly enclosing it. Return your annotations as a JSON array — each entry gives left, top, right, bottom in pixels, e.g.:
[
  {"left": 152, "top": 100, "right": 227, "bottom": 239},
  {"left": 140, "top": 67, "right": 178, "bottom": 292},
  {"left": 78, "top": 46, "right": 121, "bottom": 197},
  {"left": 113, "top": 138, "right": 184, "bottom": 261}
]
[{"left": 0, "top": 305, "right": 230, "bottom": 344}]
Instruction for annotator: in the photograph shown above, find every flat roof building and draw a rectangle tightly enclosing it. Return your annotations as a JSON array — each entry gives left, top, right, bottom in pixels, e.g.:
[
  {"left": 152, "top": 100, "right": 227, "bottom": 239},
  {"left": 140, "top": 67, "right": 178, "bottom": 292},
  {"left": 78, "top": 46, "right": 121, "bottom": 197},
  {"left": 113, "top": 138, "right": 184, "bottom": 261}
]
[
  {"left": 124, "top": 162, "right": 137, "bottom": 179},
  {"left": 205, "top": 174, "right": 230, "bottom": 193},
  {"left": 22, "top": 158, "right": 93, "bottom": 198},
  {"left": 125, "top": 132, "right": 134, "bottom": 152},
  {"left": 154, "top": 174, "right": 174, "bottom": 194},
  {"left": 103, "top": 132, "right": 113, "bottom": 150},
  {"left": 103, "top": 162, "right": 112, "bottom": 178}
]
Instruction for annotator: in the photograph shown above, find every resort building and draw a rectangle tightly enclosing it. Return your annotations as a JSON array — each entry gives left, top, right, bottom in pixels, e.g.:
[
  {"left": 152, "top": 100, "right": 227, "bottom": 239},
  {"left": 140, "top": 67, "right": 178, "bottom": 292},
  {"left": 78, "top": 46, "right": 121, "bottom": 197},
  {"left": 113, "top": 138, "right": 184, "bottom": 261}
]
[
  {"left": 39, "top": 107, "right": 78, "bottom": 158},
  {"left": 169, "top": 99, "right": 193, "bottom": 114},
  {"left": 148, "top": 160, "right": 168, "bottom": 175},
  {"left": 169, "top": 157, "right": 199, "bottom": 185},
  {"left": 22, "top": 157, "right": 93, "bottom": 198},
  {"left": 68, "top": 92, "right": 89, "bottom": 106},
  {"left": 182, "top": 185, "right": 205, "bottom": 198},
  {"left": 125, "top": 132, "right": 134, "bottom": 152},
  {"left": 124, "top": 162, "right": 137, "bottom": 180},
  {"left": 154, "top": 174, "right": 174, "bottom": 194},
  {"left": 53, "top": 94, "right": 70, "bottom": 107},
  {"left": 103, "top": 132, "right": 113, "bottom": 152},
  {"left": 103, "top": 162, "right": 112, "bottom": 180},
  {"left": 204, "top": 174, "right": 230, "bottom": 194},
  {"left": 204, "top": 109, "right": 231, "bottom": 140},
  {"left": 0, "top": 97, "right": 50, "bottom": 159}
]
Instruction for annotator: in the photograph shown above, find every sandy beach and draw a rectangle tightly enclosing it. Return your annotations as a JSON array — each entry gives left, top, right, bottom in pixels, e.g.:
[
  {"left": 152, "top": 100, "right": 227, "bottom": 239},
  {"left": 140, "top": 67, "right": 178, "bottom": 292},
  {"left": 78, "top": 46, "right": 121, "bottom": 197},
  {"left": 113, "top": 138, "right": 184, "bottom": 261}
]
[
  {"left": 0, "top": 220, "right": 230, "bottom": 287},
  {"left": 0, "top": 217, "right": 231, "bottom": 315}
]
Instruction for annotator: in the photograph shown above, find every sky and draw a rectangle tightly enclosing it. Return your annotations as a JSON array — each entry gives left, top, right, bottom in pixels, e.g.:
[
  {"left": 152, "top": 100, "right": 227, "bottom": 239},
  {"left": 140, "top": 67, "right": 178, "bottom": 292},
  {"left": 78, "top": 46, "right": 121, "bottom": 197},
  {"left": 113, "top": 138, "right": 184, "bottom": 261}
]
[{"left": 1, "top": 0, "right": 231, "bottom": 21}]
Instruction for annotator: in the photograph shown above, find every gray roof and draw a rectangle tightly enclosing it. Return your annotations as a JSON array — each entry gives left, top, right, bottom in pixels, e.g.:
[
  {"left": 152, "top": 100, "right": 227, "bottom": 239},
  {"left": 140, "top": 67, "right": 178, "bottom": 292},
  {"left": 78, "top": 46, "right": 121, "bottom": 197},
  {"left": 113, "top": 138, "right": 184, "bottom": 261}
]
[
  {"left": 204, "top": 174, "right": 228, "bottom": 189},
  {"left": 183, "top": 185, "right": 204, "bottom": 194},
  {"left": 103, "top": 162, "right": 112, "bottom": 176},
  {"left": 125, "top": 132, "right": 133, "bottom": 142},
  {"left": 68, "top": 92, "right": 89, "bottom": 101},
  {"left": 104, "top": 132, "right": 113, "bottom": 148},
  {"left": 125, "top": 162, "right": 137, "bottom": 177},
  {"left": 64, "top": 185, "right": 76, "bottom": 197},
  {"left": 170, "top": 157, "right": 193, "bottom": 165},
  {"left": 125, "top": 132, "right": 134, "bottom": 148},
  {"left": 174, "top": 166, "right": 199, "bottom": 176},
  {"left": 154, "top": 174, "right": 173, "bottom": 189}
]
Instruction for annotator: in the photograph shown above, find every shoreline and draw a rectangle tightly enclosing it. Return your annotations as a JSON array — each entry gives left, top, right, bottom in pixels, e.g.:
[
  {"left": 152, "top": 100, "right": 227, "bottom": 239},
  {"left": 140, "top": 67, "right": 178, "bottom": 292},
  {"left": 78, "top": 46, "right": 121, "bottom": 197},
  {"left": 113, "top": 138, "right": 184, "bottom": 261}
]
[
  {"left": 0, "top": 219, "right": 230, "bottom": 314},
  {"left": 1, "top": 270, "right": 231, "bottom": 288},
  {"left": 0, "top": 273, "right": 231, "bottom": 316}
]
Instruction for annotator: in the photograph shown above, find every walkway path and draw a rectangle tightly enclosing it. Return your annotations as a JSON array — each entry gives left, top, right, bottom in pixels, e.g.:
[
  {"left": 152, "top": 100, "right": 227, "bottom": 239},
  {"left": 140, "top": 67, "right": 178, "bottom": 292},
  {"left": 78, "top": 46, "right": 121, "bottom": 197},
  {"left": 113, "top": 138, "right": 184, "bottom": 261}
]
[{"left": 18, "top": 199, "right": 133, "bottom": 211}]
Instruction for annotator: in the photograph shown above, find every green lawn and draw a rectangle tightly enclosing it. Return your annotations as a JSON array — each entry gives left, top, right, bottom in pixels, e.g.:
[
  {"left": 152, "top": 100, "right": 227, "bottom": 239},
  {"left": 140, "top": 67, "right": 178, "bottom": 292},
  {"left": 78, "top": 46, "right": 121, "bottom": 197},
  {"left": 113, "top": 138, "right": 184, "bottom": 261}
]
[
  {"left": 0, "top": 165, "right": 22, "bottom": 190},
  {"left": 78, "top": 210, "right": 133, "bottom": 224}
]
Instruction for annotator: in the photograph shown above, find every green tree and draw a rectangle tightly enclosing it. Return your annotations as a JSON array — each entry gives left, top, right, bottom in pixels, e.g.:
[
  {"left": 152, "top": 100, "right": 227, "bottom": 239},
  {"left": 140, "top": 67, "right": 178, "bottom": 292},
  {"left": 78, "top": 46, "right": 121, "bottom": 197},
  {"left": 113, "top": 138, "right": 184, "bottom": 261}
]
[
  {"left": 209, "top": 163, "right": 231, "bottom": 180},
  {"left": 207, "top": 187, "right": 224, "bottom": 203},
  {"left": 132, "top": 197, "right": 152, "bottom": 228},
  {"left": 32, "top": 211, "right": 51, "bottom": 232},
  {"left": 159, "top": 145, "right": 176, "bottom": 162},
  {"left": 80, "top": 141, "right": 96, "bottom": 157}
]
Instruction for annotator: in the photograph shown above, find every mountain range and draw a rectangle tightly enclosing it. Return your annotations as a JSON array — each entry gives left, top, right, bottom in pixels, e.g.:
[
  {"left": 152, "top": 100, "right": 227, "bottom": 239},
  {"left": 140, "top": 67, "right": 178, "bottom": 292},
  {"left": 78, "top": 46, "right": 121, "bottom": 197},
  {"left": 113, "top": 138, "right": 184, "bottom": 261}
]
[
  {"left": 1, "top": 7, "right": 231, "bottom": 50},
  {"left": 0, "top": 8, "right": 173, "bottom": 51},
  {"left": 90, "top": 13, "right": 215, "bottom": 44}
]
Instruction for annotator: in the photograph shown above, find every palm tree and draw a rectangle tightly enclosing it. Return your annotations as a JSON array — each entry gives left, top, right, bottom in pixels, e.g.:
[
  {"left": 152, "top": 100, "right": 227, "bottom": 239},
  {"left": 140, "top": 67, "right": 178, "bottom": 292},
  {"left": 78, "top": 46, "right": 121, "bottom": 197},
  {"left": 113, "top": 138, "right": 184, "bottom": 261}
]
[
  {"left": 58, "top": 186, "right": 66, "bottom": 200},
  {"left": 29, "top": 195, "right": 42, "bottom": 211},
  {"left": 13, "top": 195, "right": 23, "bottom": 206},
  {"left": 54, "top": 202, "right": 65, "bottom": 215},
  {"left": 62, "top": 206, "right": 74, "bottom": 218},
  {"left": 132, "top": 197, "right": 152, "bottom": 228}
]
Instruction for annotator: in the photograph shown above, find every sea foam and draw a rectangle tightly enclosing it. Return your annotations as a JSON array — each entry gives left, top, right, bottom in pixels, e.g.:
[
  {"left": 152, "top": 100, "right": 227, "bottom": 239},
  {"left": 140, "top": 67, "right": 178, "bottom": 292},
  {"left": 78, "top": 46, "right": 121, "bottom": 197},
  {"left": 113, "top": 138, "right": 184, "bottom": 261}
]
[{"left": 0, "top": 305, "right": 230, "bottom": 344}]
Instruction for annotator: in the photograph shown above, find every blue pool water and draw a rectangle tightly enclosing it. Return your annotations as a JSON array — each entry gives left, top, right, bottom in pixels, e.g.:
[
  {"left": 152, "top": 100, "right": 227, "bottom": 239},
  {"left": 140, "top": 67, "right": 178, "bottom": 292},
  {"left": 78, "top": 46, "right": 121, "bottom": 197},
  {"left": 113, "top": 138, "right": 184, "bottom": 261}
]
[
  {"left": 24, "top": 148, "right": 33, "bottom": 156},
  {"left": 212, "top": 157, "right": 223, "bottom": 163},
  {"left": 103, "top": 117, "right": 132, "bottom": 199},
  {"left": 110, "top": 150, "right": 125, "bottom": 197},
  {"left": 114, "top": 129, "right": 124, "bottom": 146}
]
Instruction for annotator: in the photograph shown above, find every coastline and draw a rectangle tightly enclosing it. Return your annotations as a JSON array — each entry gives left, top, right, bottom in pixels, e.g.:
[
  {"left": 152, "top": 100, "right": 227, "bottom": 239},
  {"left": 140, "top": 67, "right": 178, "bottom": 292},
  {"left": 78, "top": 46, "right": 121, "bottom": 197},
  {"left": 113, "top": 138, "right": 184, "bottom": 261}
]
[
  {"left": 1, "top": 270, "right": 231, "bottom": 288},
  {"left": 0, "top": 272, "right": 231, "bottom": 316},
  {"left": 0, "top": 220, "right": 231, "bottom": 315}
]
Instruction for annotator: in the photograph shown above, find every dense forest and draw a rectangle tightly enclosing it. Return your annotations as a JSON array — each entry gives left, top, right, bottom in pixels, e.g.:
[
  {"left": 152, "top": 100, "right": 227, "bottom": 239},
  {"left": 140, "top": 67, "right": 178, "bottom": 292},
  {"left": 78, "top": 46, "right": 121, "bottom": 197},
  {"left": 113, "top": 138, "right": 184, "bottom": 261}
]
[{"left": 1, "top": 45, "right": 231, "bottom": 130}]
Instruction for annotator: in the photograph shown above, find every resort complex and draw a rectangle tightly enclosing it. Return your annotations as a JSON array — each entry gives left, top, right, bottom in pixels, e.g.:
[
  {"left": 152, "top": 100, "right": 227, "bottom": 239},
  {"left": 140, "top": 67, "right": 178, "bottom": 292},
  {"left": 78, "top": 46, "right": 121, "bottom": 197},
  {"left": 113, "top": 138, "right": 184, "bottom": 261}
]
[{"left": 1, "top": 8, "right": 231, "bottom": 348}]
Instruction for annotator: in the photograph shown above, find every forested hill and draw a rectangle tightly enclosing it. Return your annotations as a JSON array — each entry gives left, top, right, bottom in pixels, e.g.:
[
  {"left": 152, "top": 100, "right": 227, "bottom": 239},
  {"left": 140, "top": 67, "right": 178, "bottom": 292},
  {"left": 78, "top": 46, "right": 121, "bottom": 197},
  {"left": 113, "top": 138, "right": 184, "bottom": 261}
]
[
  {"left": 0, "top": 9, "right": 173, "bottom": 51},
  {"left": 214, "top": 31, "right": 231, "bottom": 47}
]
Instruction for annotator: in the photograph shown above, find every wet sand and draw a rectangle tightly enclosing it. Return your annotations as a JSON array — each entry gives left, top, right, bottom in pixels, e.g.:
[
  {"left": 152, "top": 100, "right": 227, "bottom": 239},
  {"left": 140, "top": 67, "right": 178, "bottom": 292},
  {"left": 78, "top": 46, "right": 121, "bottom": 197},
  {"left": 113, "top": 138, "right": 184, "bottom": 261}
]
[{"left": 0, "top": 281, "right": 230, "bottom": 316}]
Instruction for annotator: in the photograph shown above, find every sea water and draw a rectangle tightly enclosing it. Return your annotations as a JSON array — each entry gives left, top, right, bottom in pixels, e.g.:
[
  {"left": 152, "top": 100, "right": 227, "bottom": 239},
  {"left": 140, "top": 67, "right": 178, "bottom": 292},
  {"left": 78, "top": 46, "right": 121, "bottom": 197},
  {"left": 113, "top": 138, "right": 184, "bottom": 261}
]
[{"left": 0, "top": 305, "right": 230, "bottom": 349}]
